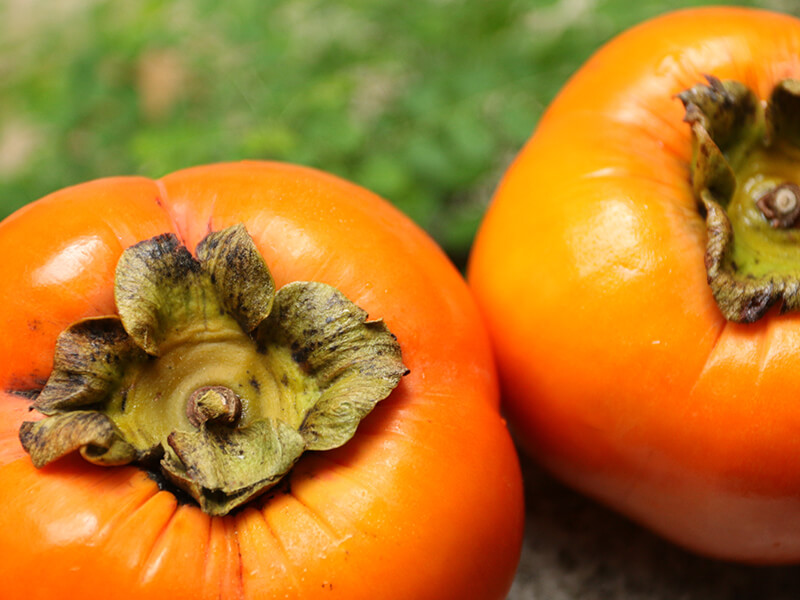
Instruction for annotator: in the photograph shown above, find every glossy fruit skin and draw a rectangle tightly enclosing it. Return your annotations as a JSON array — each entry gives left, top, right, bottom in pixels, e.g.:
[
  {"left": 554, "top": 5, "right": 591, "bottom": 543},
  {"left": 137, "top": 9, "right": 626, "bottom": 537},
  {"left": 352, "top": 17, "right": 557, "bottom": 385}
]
[
  {"left": 469, "top": 8, "right": 800, "bottom": 563},
  {"left": 0, "top": 161, "right": 523, "bottom": 599}
]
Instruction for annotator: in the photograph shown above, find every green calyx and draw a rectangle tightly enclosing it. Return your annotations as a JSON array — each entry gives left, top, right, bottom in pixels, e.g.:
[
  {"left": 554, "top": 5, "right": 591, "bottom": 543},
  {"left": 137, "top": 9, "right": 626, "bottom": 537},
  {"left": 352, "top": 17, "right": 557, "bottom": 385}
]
[
  {"left": 681, "top": 76, "right": 800, "bottom": 322},
  {"left": 19, "top": 224, "right": 408, "bottom": 515}
]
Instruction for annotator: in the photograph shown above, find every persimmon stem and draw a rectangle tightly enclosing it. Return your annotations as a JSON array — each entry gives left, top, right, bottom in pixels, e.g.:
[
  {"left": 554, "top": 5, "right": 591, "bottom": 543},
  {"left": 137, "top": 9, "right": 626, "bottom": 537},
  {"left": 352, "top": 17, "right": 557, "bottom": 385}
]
[
  {"left": 186, "top": 386, "right": 242, "bottom": 427},
  {"left": 19, "top": 224, "right": 408, "bottom": 515},
  {"left": 756, "top": 183, "right": 800, "bottom": 228},
  {"left": 681, "top": 77, "right": 800, "bottom": 322}
]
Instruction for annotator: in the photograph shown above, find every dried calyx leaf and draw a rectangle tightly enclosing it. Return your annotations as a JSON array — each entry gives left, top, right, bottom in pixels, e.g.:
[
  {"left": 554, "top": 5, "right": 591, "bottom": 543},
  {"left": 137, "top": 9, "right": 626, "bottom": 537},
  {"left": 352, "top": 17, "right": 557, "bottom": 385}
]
[
  {"left": 19, "top": 411, "right": 136, "bottom": 468},
  {"left": 258, "top": 281, "right": 406, "bottom": 450},
  {"left": 163, "top": 419, "right": 305, "bottom": 515},
  {"left": 680, "top": 76, "right": 800, "bottom": 322},
  {"left": 33, "top": 317, "right": 146, "bottom": 414},
  {"left": 19, "top": 224, "right": 407, "bottom": 515}
]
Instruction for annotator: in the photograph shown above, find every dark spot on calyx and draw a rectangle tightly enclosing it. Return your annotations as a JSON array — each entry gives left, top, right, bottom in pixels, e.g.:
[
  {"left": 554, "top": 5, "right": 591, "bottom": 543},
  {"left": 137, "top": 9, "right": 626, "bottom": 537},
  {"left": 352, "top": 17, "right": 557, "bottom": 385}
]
[
  {"left": 292, "top": 348, "right": 310, "bottom": 364},
  {"left": 145, "top": 467, "right": 195, "bottom": 505},
  {"left": 7, "top": 388, "right": 41, "bottom": 402}
]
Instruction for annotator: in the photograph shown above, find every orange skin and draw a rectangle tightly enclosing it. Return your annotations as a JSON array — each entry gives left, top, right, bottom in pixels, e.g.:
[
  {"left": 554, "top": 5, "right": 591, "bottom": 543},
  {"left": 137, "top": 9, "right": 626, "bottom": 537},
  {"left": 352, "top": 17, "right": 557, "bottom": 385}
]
[
  {"left": 469, "top": 8, "right": 800, "bottom": 563},
  {"left": 0, "top": 162, "right": 524, "bottom": 599}
]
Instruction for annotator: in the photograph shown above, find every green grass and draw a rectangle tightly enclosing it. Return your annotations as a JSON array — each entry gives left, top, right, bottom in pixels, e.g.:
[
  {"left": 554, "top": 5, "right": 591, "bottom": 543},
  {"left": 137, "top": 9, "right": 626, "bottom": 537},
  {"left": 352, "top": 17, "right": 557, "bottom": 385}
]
[{"left": 0, "top": 0, "right": 794, "bottom": 266}]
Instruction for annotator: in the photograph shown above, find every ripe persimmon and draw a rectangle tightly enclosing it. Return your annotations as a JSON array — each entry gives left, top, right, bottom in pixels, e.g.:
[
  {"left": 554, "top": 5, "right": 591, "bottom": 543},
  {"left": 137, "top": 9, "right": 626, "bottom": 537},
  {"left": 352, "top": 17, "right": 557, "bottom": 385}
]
[
  {"left": 470, "top": 7, "right": 800, "bottom": 562},
  {"left": 0, "top": 161, "right": 523, "bottom": 598}
]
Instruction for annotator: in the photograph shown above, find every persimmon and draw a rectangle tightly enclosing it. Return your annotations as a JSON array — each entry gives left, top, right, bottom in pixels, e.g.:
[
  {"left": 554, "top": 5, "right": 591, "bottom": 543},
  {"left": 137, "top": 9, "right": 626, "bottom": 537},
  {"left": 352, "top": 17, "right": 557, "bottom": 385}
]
[
  {"left": 0, "top": 161, "right": 523, "bottom": 598},
  {"left": 469, "top": 7, "right": 800, "bottom": 562}
]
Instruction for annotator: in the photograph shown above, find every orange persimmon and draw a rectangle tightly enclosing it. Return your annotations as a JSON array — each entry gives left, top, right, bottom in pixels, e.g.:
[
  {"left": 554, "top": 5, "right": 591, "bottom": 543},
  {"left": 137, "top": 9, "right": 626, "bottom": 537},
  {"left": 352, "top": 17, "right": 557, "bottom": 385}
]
[
  {"left": 469, "top": 7, "right": 800, "bottom": 562},
  {"left": 0, "top": 161, "right": 523, "bottom": 598}
]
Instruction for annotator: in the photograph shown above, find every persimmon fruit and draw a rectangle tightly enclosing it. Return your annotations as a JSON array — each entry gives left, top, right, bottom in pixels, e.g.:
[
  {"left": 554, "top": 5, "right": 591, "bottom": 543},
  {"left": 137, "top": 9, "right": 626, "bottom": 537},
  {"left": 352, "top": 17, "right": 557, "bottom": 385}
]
[
  {"left": 0, "top": 161, "right": 524, "bottom": 598},
  {"left": 469, "top": 7, "right": 800, "bottom": 563}
]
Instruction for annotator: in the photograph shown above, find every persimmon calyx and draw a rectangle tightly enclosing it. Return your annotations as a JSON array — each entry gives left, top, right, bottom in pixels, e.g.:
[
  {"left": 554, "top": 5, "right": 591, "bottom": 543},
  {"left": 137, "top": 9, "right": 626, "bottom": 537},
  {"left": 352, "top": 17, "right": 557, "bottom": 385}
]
[
  {"left": 680, "top": 76, "right": 800, "bottom": 322},
  {"left": 19, "top": 224, "right": 408, "bottom": 516}
]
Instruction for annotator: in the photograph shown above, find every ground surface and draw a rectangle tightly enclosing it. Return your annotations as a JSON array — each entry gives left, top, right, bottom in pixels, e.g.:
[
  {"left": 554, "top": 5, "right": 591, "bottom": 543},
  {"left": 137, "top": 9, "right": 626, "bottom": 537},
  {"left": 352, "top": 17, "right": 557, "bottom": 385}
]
[{"left": 508, "top": 454, "right": 800, "bottom": 599}]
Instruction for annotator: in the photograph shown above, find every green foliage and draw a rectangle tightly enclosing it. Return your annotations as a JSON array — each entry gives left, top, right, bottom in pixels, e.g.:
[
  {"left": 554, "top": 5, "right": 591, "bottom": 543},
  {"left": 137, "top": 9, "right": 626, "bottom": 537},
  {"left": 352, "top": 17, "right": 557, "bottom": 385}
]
[{"left": 0, "top": 0, "right": 794, "bottom": 265}]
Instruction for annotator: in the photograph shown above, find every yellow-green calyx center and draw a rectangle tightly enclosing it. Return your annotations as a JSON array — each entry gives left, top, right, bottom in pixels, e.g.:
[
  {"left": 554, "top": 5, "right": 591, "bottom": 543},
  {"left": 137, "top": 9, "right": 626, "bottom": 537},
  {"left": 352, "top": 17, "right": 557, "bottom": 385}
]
[
  {"left": 19, "top": 224, "right": 408, "bottom": 516},
  {"left": 681, "top": 76, "right": 800, "bottom": 322}
]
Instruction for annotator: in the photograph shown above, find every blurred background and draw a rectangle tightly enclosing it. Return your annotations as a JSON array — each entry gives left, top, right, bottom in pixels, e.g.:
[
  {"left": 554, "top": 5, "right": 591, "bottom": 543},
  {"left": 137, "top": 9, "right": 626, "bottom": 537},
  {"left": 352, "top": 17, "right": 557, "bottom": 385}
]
[{"left": 2, "top": 0, "right": 797, "bottom": 269}]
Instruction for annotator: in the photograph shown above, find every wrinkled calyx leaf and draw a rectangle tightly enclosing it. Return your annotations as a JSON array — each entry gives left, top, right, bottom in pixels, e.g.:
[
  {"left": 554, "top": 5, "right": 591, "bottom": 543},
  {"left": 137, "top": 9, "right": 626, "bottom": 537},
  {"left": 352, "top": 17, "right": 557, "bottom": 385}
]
[
  {"left": 19, "top": 224, "right": 407, "bottom": 515},
  {"left": 681, "top": 76, "right": 800, "bottom": 322}
]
